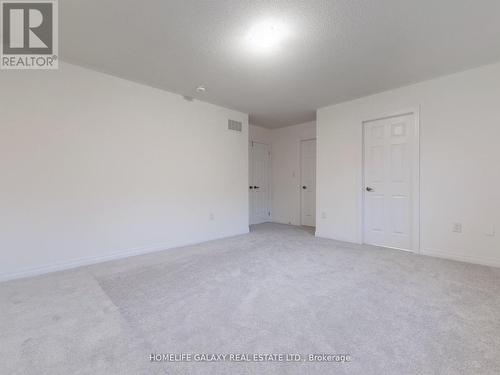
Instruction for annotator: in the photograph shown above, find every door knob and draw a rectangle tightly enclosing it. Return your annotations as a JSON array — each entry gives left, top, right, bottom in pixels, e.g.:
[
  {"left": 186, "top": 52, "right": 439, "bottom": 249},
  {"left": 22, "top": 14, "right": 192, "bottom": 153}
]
[
  {"left": 254, "top": 186, "right": 260, "bottom": 189},
  {"left": 366, "top": 187, "right": 374, "bottom": 192},
  {"left": 302, "top": 186, "right": 307, "bottom": 190},
  {"left": 249, "top": 186, "right": 254, "bottom": 189}
]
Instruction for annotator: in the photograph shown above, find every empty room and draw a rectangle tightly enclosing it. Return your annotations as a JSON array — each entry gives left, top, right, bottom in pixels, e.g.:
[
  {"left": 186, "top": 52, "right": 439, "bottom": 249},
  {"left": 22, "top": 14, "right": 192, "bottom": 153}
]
[{"left": 1, "top": 1, "right": 500, "bottom": 374}]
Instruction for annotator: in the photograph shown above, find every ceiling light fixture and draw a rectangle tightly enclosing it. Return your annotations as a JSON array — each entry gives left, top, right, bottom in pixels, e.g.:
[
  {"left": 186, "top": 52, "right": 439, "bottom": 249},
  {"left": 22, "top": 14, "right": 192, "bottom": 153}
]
[
  {"left": 246, "top": 18, "right": 290, "bottom": 54},
  {"left": 196, "top": 85, "right": 206, "bottom": 93}
]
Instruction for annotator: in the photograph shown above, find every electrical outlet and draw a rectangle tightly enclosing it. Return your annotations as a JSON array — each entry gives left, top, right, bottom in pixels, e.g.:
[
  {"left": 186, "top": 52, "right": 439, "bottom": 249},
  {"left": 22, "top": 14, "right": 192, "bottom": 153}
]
[
  {"left": 452, "top": 223, "right": 462, "bottom": 233},
  {"left": 209, "top": 213, "right": 215, "bottom": 221},
  {"left": 321, "top": 212, "right": 327, "bottom": 219}
]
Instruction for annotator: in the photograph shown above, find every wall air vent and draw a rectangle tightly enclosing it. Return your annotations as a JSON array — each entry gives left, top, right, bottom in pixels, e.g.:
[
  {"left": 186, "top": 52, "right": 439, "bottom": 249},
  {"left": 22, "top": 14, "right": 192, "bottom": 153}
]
[{"left": 228, "top": 119, "right": 243, "bottom": 132}]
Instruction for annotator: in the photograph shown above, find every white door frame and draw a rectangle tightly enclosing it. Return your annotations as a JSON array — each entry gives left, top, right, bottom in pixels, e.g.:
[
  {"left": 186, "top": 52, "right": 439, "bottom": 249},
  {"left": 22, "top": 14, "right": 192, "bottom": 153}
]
[
  {"left": 249, "top": 141, "right": 271, "bottom": 225},
  {"left": 361, "top": 107, "right": 420, "bottom": 253},
  {"left": 300, "top": 138, "right": 317, "bottom": 227}
]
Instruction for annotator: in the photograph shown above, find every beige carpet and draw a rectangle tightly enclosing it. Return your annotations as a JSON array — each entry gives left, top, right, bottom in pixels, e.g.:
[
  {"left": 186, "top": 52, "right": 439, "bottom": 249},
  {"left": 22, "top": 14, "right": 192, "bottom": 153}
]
[{"left": 1, "top": 223, "right": 500, "bottom": 374}]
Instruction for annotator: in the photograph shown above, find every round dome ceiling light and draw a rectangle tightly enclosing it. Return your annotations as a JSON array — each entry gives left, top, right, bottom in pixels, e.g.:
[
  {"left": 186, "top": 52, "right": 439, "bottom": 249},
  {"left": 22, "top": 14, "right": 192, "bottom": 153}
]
[{"left": 246, "top": 18, "right": 290, "bottom": 54}]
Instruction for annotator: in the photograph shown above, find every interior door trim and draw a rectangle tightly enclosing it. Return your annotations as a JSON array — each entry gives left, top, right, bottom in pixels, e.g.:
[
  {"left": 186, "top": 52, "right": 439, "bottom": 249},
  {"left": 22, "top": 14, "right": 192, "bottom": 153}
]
[
  {"left": 249, "top": 141, "right": 271, "bottom": 225},
  {"left": 300, "top": 138, "right": 317, "bottom": 227},
  {"left": 361, "top": 107, "right": 420, "bottom": 253}
]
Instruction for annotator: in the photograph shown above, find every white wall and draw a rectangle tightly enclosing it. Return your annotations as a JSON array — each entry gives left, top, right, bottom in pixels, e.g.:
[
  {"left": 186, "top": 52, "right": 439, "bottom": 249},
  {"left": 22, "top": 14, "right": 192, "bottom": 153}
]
[
  {"left": 249, "top": 124, "right": 272, "bottom": 145},
  {"left": 249, "top": 122, "right": 316, "bottom": 225},
  {"left": 0, "top": 62, "right": 249, "bottom": 281},
  {"left": 317, "top": 62, "right": 500, "bottom": 267}
]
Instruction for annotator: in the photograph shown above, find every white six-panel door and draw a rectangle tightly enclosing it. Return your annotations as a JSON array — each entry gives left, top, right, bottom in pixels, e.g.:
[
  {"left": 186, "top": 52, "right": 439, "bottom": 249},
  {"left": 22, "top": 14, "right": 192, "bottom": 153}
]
[
  {"left": 363, "top": 114, "right": 417, "bottom": 251},
  {"left": 300, "top": 139, "right": 316, "bottom": 227},
  {"left": 249, "top": 142, "right": 270, "bottom": 225}
]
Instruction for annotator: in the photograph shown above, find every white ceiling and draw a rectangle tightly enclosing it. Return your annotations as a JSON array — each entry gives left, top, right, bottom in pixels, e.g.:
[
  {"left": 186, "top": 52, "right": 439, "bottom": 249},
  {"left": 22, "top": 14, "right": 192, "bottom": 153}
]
[{"left": 61, "top": 0, "right": 500, "bottom": 129}]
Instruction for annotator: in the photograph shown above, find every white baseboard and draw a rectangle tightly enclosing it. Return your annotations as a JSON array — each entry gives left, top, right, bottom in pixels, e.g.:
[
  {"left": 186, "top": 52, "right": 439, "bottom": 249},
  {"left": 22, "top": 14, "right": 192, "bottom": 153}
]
[
  {"left": 269, "top": 220, "right": 300, "bottom": 226},
  {"left": 3, "top": 229, "right": 496, "bottom": 283},
  {"left": 420, "top": 248, "right": 500, "bottom": 269},
  {"left": 315, "top": 232, "right": 500, "bottom": 269},
  {"left": 315, "top": 231, "right": 362, "bottom": 245},
  {"left": 0, "top": 229, "right": 249, "bottom": 283}
]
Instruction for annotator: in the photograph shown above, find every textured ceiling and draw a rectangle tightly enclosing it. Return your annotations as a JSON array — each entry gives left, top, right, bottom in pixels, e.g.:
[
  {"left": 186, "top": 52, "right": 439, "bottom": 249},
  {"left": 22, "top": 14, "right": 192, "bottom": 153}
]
[{"left": 61, "top": 0, "right": 500, "bottom": 128}]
